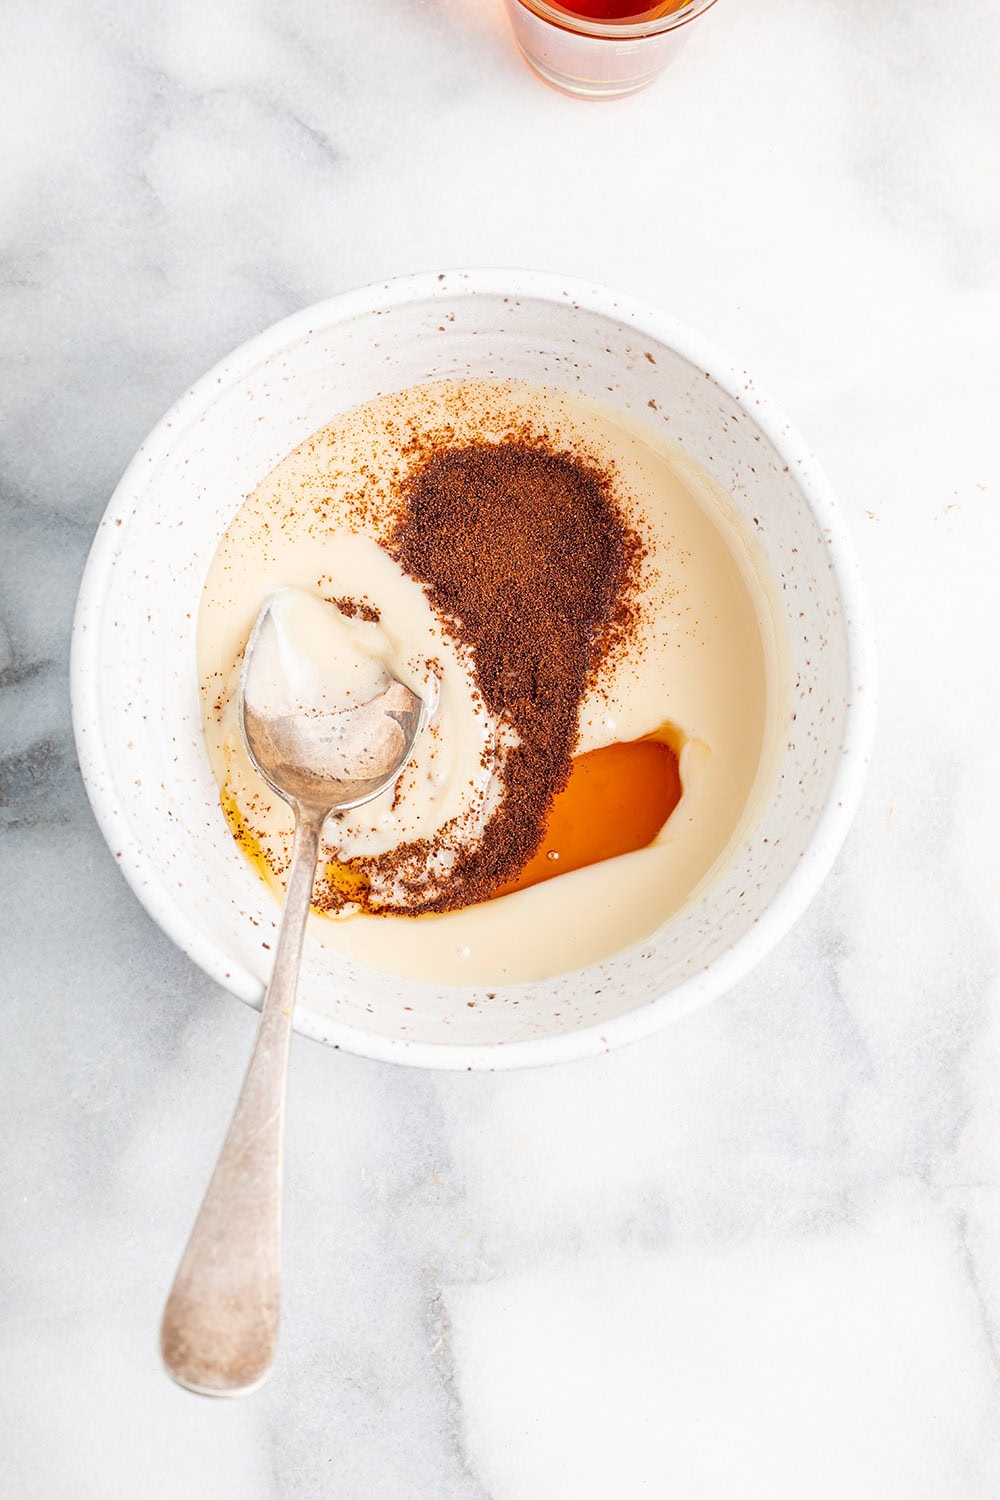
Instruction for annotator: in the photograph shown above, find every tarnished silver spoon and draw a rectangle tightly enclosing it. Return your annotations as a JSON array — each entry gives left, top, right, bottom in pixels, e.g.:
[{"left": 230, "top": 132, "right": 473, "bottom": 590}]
[{"left": 161, "top": 590, "right": 423, "bottom": 1397}]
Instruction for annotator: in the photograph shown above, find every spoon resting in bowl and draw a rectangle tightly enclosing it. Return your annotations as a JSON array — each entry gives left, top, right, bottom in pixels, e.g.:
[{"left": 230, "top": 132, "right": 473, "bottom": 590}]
[{"left": 160, "top": 589, "right": 424, "bottom": 1396}]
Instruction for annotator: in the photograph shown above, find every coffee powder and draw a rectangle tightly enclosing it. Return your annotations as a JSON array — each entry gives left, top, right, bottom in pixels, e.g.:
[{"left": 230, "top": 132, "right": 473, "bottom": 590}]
[{"left": 327, "top": 437, "right": 643, "bottom": 915}]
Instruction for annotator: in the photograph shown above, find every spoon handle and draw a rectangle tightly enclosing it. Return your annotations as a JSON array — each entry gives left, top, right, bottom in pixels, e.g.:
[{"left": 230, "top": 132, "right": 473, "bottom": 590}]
[{"left": 160, "top": 803, "right": 326, "bottom": 1396}]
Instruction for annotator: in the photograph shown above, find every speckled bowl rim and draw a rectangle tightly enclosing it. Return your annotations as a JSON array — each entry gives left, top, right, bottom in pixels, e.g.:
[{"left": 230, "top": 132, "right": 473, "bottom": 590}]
[{"left": 71, "top": 269, "right": 877, "bottom": 1071}]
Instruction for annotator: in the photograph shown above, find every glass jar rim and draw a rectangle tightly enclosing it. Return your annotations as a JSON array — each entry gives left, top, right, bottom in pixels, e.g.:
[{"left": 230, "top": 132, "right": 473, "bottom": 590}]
[{"left": 511, "top": 0, "right": 719, "bottom": 40}]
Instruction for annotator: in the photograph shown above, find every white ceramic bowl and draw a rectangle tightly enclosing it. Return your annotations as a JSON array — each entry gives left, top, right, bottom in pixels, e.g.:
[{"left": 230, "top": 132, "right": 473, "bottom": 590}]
[{"left": 71, "top": 270, "right": 875, "bottom": 1070}]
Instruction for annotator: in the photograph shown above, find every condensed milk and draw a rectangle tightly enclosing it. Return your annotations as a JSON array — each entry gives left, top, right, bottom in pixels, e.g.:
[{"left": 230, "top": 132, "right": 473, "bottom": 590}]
[{"left": 198, "top": 378, "right": 786, "bottom": 985}]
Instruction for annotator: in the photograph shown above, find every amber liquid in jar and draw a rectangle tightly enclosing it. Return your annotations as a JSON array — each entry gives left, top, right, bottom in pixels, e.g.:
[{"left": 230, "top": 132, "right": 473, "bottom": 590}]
[{"left": 543, "top": 0, "right": 689, "bottom": 22}]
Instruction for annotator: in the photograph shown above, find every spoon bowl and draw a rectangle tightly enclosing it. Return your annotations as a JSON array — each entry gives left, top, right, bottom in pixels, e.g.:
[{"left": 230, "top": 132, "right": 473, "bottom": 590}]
[{"left": 239, "top": 594, "right": 424, "bottom": 812}]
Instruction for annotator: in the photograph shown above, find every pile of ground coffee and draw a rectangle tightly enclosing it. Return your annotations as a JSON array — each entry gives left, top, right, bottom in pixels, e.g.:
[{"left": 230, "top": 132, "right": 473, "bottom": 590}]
[{"left": 325, "top": 436, "right": 643, "bottom": 915}]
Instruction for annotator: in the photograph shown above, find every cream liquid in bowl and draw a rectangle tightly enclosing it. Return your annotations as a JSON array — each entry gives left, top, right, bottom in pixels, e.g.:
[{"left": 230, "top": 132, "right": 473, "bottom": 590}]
[{"left": 198, "top": 378, "right": 786, "bottom": 986}]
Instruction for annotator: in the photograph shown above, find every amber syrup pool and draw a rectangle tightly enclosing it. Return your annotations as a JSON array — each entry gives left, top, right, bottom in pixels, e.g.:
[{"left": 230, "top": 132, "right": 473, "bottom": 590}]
[{"left": 492, "top": 731, "right": 682, "bottom": 899}]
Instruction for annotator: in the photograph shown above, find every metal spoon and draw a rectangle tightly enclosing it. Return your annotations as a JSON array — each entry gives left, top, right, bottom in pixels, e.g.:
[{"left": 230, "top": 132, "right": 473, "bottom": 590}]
[{"left": 161, "top": 593, "right": 423, "bottom": 1397}]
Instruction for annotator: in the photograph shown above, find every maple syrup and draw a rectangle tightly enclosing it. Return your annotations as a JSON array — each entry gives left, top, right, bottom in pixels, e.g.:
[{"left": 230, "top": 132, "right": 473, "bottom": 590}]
[
  {"left": 544, "top": 0, "right": 688, "bottom": 21},
  {"left": 493, "top": 731, "right": 682, "bottom": 899}
]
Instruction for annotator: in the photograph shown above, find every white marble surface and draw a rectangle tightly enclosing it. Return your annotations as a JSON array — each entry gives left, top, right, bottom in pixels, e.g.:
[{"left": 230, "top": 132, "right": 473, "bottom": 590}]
[{"left": 2, "top": 0, "right": 999, "bottom": 1493}]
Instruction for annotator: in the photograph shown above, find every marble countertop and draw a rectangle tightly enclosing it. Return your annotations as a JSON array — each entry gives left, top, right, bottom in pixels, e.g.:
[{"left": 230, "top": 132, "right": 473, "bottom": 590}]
[{"left": 3, "top": 0, "right": 999, "bottom": 1494}]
